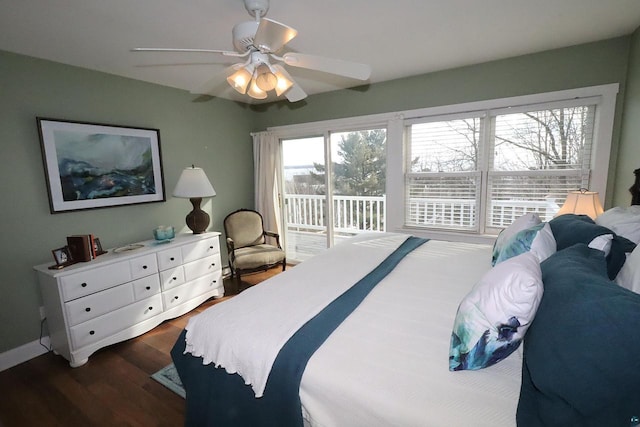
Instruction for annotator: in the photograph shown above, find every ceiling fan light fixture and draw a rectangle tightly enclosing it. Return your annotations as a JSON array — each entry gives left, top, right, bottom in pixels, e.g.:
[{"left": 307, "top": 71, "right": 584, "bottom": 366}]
[
  {"left": 247, "top": 79, "right": 268, "bottom": 99},
  {"left": 255, "top": 64, "right": 278, "bottom": 91},
  {"left": 226, "top": 67, "right": 253, "bottom": 94},
  {"left": 274, "top": 70, "right": 293, "bottom": 96}
]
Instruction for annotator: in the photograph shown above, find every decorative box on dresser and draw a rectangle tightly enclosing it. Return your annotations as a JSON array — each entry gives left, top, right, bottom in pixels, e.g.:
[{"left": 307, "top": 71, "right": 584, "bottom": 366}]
[{"left": 34, "top": 232, "right": 223, "bottom": 367}]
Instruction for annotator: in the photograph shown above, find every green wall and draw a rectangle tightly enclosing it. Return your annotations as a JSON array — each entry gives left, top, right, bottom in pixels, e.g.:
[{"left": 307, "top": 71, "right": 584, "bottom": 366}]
[
  {"left": 617, "top": 28, "right": 640, "bottom": 204},
  {"left": 3, "top": 32, "right": 640, "bottom": 357},
  {"left": 0, "top": 50, "right": 254, "bottom": 353},
  {"left": 252, "top": 37, "right": 633, "bottom": 207}
]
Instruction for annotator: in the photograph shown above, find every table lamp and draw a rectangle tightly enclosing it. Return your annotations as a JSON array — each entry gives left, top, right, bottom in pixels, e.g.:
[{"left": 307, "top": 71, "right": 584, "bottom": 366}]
[
  {"left": 173, "top": 165, "right": 216, "bottom": 234},
  {"left": 555, "top": 189, "right": 604, "bottom": 220}
]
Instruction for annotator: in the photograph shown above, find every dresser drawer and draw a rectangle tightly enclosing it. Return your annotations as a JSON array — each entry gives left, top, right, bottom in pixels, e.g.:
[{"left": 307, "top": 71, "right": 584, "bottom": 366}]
[
  {"left": 60, "top": 261, "right": 131, "bottom": 302},
  {"left": 160, "top": 266, "right": 186, "bottom": 291},
  {"left": 183, "top": 255, "right": 221, "bottom": 281},
  {"left": 130, "top": 253, "right": 158, "bottom": 279},
  {"left": 162, "top": 272, "right": 221, "bottom": 310},
  {"left": 65, "top": 283, "right": 135, "bottom": 327},
  {"left": 132, "top": 275, "right": 161, "bottom": 301},
  {"left": 157, "top": 247, "right": 183, "bottom": 271},
  {"left": 181, "top": 236, "right": 220, "bottom": 263},
  {"left": 69, "top": 294, "right": 163, "bottom": 350}
]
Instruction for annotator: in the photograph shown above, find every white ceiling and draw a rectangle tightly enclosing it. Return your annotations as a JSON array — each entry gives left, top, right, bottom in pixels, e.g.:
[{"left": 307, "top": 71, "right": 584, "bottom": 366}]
[{"left": 2, "top": 0, "right": 640, "bottom": 104}]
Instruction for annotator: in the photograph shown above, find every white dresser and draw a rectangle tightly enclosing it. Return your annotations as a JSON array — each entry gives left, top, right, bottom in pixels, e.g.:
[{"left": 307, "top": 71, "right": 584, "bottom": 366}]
[{"left": 34, "top": 232, "right": 223, "bottom": 367}]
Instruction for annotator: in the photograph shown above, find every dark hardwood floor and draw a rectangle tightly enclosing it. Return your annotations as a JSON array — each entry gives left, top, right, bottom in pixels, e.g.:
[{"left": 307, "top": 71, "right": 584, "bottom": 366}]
[{"left": 0, "top": 268, "right": 285, "bottom": 427}]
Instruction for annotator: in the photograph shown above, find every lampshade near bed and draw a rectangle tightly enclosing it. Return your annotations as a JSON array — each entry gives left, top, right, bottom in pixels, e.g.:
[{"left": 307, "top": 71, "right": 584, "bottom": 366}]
[{"left": 555, "top": 189, "right": 604, "bottom": 219}]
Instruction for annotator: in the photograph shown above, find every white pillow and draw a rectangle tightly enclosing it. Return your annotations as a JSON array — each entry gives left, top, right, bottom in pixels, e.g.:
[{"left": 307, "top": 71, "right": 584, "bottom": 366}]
[
  {"left": 492, "top": 213, "right": 542, "bottom": 265},
  {"left": 450, "top": 252, "right": 543, "bottom": 371},
  {"left": 616, "top": 246, "right": 640, "bottom": 293},
  {"left": 595, "top": 206, "right": 640, "bottom": 244},
  {"left": 588, "top": 233, "right": 613, "bottom": 257},
  {"left": 493, "top": 222, "right": 556, "bottom": 265}
]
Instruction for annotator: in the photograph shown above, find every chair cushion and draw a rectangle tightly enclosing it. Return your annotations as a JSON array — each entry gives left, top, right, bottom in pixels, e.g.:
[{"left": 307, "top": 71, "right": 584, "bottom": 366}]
[
  {"left": 225, "top": 210, "right": 265, "bottom": 248},
  {"left": 233, "top": 244, "right": 285, "bottom": 270}
]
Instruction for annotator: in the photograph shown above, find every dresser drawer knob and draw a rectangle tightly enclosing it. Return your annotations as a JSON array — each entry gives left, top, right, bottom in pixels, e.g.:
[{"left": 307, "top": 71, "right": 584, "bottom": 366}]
[
  {"left": 148, "top": 306, "right": 153, "bottom": 311},
  {"left": 211, "top": 263, "right": 215, "bottom": 267},
  {"left": 209, "top": 246, "right": 214, "bottom": 249},
  {"left": 89, "top": 330, "right": 95, "bottom": 335},
  {"left": 142, "top": 265, "right": 148, "bottom": 269},
  {"left": 146, "top": 286, "right": 151, "bottom": 290},
  {"left": 170, "top": 257, "right": 175, "bottom": 261},
  {"left": 85, "top": 307, "right": 91, "bottom": 312},
  {"left": 174, "top": 296, "right": 179, "bottom": 300},
  {"left": 172, "top": 277, "right": 177, "bottom": 281},
  {"left": 81, "top": 283, "right": 87, "bottom": 288}
]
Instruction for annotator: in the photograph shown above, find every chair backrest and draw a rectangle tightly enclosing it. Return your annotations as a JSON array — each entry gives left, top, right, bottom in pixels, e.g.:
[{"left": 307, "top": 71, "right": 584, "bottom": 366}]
[{"left": 224, "top": 209, "right": 266, "bottom": 249}]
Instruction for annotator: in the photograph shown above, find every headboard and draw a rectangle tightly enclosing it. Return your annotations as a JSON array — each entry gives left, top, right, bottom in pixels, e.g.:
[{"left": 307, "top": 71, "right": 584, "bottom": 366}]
[{"left": 631, "top": 168, "right": 640, "bottom": 205}]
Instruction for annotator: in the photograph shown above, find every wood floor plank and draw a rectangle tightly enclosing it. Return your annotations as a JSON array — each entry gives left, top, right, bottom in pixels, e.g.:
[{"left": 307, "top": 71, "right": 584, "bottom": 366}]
[{"left": 0, "top": 268, "right": 285, "bottom": 427}]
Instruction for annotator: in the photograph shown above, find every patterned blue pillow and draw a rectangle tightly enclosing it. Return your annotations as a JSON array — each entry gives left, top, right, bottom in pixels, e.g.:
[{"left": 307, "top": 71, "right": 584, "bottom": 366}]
[
  {"left": 492, "top": 213, "right": 542, "bottom": 265},
  {"left": 450, "top": 252, "right": 543, "bottom": 371},
  {"left": 493, "top": 222, "right": 556, "bottom": 265}
]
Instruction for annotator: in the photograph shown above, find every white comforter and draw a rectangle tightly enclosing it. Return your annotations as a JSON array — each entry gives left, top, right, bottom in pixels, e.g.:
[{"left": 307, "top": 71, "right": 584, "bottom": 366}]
[
  {"left": 185, "top": 234, "right": 522, "bottom": 426},
  {"left": 184, "top": 233, "right": 412, "bottom": 397}
]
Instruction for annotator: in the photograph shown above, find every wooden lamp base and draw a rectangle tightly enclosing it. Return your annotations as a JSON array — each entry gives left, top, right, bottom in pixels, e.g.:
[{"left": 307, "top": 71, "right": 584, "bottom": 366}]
[{"left": 185, "top": 197, "right": 210, "bottom": 234}]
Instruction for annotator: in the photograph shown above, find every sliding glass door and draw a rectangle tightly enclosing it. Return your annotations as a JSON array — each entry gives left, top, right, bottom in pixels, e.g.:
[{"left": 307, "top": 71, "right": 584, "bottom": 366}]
[
  {"left": 281, "top": 129, "right": 387, "bottom": 262},
  {"left": 282, "top": 137, "right": 327, "bottom": 261}
]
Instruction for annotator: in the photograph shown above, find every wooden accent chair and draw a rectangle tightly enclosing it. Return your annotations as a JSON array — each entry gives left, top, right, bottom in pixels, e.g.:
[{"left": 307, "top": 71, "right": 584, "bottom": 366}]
[{"left": 223, "top": 209, "right": 286, "bottom": 283}]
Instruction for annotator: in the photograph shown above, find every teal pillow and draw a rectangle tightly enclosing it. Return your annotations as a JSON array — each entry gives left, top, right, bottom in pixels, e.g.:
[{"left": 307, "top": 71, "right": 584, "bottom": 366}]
[
  {"left": 549, "top": 214, "right": 636, "bottom": 279},
  {"left": 517, "top": 244, "right": 640, "bottom": 426}
]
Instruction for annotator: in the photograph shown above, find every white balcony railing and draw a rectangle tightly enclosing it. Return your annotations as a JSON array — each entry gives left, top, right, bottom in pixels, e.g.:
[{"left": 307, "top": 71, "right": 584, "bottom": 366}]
[
  {"left": 285, "top": 194, "right": 560, "bottom": 233},
  {"left": 285, "top": 194, "right": 386, "bottom": 233}
]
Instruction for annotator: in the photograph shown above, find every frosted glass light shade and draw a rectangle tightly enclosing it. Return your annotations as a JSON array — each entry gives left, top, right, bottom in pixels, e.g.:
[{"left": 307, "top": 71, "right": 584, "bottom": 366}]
[
  {"left": 255, "top": 64, "right": 278, "bottom": 91},
  {"left": 227, "top": 67, "right": 253, "bottom": 94},
  {"left": 173, "top": 166, "right": 216, "bottom": 198},
  {"left": 555, "top": 190, "right": 604, "bottom": 219},
  {"left": 247, "top": 79, "right": 268, "bottom": 99}
]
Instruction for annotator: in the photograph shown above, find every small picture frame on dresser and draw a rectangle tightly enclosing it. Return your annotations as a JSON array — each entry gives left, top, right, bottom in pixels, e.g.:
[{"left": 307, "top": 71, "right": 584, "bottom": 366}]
[
  {"left": 50, "top": 246, "right": 74, "bottom": 269},
  {"left": 93, "top": 238, "right": 106, "bottom": 256}
]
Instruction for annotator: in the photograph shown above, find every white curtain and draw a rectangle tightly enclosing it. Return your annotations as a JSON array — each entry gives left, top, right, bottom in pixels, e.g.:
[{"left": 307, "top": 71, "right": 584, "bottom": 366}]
[{"left": 252, "top": 131, "right": 282, "bottom": 237}]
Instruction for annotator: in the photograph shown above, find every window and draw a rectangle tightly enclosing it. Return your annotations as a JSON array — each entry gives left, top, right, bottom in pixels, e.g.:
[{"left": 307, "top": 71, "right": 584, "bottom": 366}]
[
  {"left": 405, "top": 99, "right": 598, "bottom": 233},
  {"left": 267, "top": 84, "right": 617, "bottom": 243}
]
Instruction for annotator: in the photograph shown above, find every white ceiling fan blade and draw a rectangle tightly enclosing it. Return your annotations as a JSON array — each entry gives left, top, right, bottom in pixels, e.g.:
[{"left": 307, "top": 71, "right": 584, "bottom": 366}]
[
  {"left": 284, "top": 82, "right": 307, "bottom": 103},
  {"left": 132, "top": 48, "right": 246, "bottom": 57},
  {"left": 190, "top": 65, "right": 239, "bottom": 95},
  {"left": 253, "top": 18, "right": 297, "bottom": 53},
  {"left": 282, "top": 52, "right": 371, "bottom": 80},
  {"left": 272, "top": 65, "right": 307, "bottom": 102}
]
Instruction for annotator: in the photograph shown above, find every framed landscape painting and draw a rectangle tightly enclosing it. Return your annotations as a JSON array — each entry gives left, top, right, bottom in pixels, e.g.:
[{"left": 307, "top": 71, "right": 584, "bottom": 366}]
[{"left": 37, "top": 118, "right": 165, "bottom": 213}]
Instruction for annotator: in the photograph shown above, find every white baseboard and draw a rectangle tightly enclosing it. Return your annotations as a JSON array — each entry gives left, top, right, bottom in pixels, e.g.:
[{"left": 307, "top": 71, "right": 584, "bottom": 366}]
[{"left": 0, "top": 336, "right": 50, "bottom": 372}]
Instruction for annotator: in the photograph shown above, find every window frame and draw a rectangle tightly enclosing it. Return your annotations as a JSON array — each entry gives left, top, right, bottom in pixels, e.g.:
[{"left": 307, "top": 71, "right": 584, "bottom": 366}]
[{"left": 266, "top": 83, "right": 618, "bottom": 244}]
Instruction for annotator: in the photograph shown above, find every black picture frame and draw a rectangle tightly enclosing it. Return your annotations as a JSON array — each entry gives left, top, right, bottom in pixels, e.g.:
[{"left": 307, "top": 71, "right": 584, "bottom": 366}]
[
  {"left": 51, "top": 246, "right": 73, "bottom": 267},
  {"left": 93, "top": 237, "right": 106, "bottom": 256},
  {"left": 37, "top": 118, "right": 165, "bottom": 213}
]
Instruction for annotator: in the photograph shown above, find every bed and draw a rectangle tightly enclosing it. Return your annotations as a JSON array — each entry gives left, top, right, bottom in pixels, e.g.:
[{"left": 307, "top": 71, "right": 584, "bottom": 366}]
[{"left": 171, "top": 179, "right": 640, "bottom": 427}]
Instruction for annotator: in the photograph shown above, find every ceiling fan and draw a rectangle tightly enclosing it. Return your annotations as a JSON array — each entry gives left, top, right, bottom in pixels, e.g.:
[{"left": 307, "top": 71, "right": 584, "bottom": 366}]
[{"left": 132, "top": 0, "right": 371, "bottom": 102}]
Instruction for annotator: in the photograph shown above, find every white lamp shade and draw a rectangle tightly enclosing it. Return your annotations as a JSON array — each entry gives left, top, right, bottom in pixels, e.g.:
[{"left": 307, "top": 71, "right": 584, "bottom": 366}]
[
  {"left": 173, "top": 166, "right": 216, "bottom": 198},
  {"left": 555, "top": 190, "right": 604, "bottom": 219}
]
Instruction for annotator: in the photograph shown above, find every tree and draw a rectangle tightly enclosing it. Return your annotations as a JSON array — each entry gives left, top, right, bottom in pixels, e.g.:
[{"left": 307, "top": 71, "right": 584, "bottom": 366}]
[{"left": 310, "top": 130, "right": 386, "bottom": 196}]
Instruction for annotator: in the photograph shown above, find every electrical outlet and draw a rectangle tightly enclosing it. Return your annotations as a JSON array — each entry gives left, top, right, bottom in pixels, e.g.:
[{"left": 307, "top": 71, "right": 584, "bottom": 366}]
[{"left": 39, "top": 306, "right": 46, "bottom": 320}]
